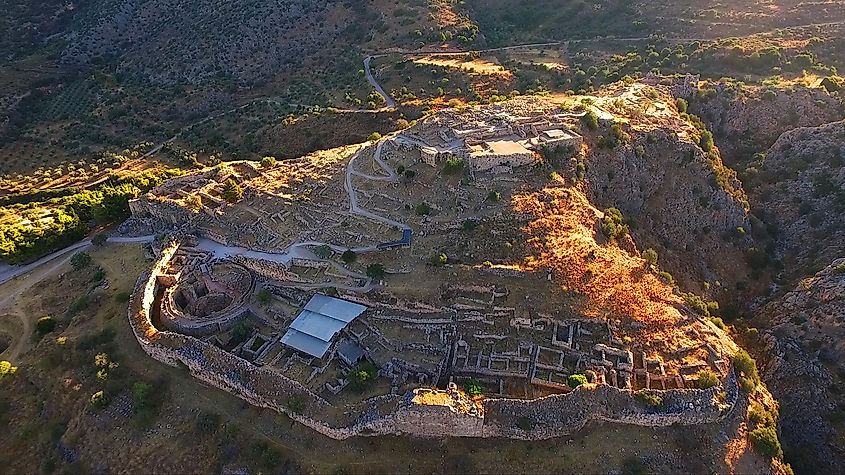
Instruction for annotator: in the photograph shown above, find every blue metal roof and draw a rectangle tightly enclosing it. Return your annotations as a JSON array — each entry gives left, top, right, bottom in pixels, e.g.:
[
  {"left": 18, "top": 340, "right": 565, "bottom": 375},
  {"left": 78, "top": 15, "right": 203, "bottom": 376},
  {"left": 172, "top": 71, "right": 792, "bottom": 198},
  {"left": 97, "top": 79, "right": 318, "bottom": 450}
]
[
  {"left": 280, "top": 294, "right": 368, "bottom": 358},
  {"left": 280, "top": 329, "right": 333, "bottom": 359}
]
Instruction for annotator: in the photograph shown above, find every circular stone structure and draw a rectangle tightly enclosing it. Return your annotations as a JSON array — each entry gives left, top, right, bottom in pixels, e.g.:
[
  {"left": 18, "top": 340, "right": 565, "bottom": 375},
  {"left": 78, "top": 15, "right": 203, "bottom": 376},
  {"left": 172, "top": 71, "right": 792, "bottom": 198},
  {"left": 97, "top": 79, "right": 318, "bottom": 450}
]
[{"left": 160, "top": 260, "right": 255, "bottom": 336}]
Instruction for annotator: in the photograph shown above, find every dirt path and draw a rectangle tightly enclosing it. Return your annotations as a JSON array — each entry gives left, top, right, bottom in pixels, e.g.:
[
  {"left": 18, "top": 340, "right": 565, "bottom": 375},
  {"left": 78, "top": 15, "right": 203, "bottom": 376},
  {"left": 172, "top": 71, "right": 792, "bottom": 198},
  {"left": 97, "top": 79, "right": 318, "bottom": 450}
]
[{"left": 0, "top": 249, "right": 79, "bottom": 362}]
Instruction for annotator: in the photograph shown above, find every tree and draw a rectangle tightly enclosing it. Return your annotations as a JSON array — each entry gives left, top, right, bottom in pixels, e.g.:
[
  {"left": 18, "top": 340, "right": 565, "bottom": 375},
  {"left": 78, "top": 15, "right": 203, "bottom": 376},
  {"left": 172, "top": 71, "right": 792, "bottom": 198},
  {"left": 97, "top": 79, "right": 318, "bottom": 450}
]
[
  {"left": 222, "top": 178, "right": 243, "bottom": 203},
  {"left": 699, "top": 130, "right": 715, "bottom": 152},
  {"left": 91, "top": 234, "right": 108, "bottom": 247},
  {"left": 415, "top": 202, "right": 431, "bottom": 215},
  {"left": 582, "top": 110, "right": 599, "bottom": 130},
  {"left": 348, "top": 361, "right": 378, "bottom": 392},
  {"left": 255, "top": 288, "right": 272, "bottom": 305},
  {"left": 442, "top": 156, "right": 465, "bottom": 175},
  {"left": 314, "top": 245, "right": 332, "bottom": 259},
  {"left": 230, "top": 321, "right": 253, "bottom": 343},
  {"left": 366, "top": 263, "right": 385, "bottom": 280},
  {"left": 568, "top": 374, "right": 588, "bottom": 389},
  {"left": 70, "top": 251, "right": 92, "bottom": 270},
  {"left": 642, "top": 248, "right": 658, "bottom": 267},
  {"left": 487, "top": 190, "right": 501, "bottom": 202},
  {"left": 749, "top": 426, "right": 783, "bottom": 459},
  {"left": 601, "top": 208, "right": 629, "bottom": 240},
  {"left": 676, "top": 98, "right": 688, "bottom": 113},
  {"left": 733, "top": 349, "right": 760, "bottom": 392},
  {"left": 36, "top": 316, "right": 56, "bottom": 334},
  {"left": 260, "top": 156, "right": 277, "bottom": 168},
  {"left": 342, "top": 249, "right": 357, "bottom": 264}
]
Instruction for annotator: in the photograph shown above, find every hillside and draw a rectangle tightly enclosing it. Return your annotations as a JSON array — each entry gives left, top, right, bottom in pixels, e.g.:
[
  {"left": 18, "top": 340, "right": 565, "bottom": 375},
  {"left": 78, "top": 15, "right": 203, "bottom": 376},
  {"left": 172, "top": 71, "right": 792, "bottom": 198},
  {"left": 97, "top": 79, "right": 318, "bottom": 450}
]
[{"left": 756, "top": 259, "right": 845, "bottom": 474}]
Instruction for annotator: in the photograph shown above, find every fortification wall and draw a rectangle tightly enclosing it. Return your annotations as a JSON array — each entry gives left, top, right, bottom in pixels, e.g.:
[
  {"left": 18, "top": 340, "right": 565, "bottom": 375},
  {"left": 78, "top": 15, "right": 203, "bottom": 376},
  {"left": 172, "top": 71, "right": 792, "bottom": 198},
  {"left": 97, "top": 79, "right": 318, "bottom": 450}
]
[{"left": 128, "top": 241, "right": 740, "bottom": 441}]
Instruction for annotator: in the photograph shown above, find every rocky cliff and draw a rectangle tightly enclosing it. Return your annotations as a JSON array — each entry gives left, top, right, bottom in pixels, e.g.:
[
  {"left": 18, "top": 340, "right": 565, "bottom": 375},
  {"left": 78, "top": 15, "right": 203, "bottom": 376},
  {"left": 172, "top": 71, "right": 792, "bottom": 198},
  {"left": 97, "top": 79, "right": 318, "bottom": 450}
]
[
  {"left": 750, "top": 120, "right": 845, "bottom": 283},
  {"left": 757, "top": 258, "right": 845, "bottom": 475}
]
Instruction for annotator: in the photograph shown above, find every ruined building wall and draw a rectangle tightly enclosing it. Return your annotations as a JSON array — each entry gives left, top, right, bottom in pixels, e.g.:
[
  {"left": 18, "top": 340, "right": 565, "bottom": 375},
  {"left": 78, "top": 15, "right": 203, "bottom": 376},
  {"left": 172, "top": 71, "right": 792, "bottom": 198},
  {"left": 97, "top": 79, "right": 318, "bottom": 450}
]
[{"left": 129, "top": 242, "right": 741, "bottom": 441}]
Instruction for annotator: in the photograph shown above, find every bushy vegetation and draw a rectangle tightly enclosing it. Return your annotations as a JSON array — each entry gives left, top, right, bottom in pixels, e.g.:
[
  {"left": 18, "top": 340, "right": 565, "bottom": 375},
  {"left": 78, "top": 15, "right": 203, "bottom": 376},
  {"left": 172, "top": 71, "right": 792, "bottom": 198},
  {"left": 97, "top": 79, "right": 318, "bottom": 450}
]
[
  {"left": 348, "top": 360, "right": 378, "bottom": 392},
  {"left": 749, "top": 426, "right": 783, "bottom": 459},
  {"left": 642, "top": 248, "right": 658, "bottom": 267},
  {"left": 36, "top": 316, "right": 56, "bottom": 334},
  {"left": 431, "top": 252, "right": 448, "bottom": 266},
  {"left": 255, "top": 288, "right": 272, "bottom": 305},
  {"left": 442, "top": 156, "right": 465, "bottom": 175},
  {"left": 222, "top": 178, "right": 243, "bottom": 203},
  {"left": 341, "top": 249, "right": 357, "bottom": 264},
  {"left": 366, "top": 263, "right": 385, "bottom": 280},
  {"left": 634, "top": 391, "right": 664, "bottom": 409},
  {"left": 260, "top": 156, "right": 277, "bottom": 168},
  {"left": 733, "top": 349, "right": 760, "bottom": 392},
  {"left": 70, "top": 251, "right": 92, "bottom": 270},
  {"left": 415, "top": 202, "right": 431, "bottom": 215},
  {"left": 696, "top": 370, "right": 720, "bottom": 389},
  {"left": 600, "top": 207, "right": 628, "bottom": 240},
  {"left": 0, "top": 360, "right": 18, "bottom": 381},
  {"left": 462, "top": 379, "right": 484, "bottom": 397},
  {"left": 567, "top": 373, "right": 588, "bottom": 389},
  {"left": 314, "top": 244, "right": 333, "bottom": 259},
  {"left": 0, "top": 169, "right": 181, "bottom": 264},
  {"left": 581, "top": 110, "right": 599, "bottom": 130}
]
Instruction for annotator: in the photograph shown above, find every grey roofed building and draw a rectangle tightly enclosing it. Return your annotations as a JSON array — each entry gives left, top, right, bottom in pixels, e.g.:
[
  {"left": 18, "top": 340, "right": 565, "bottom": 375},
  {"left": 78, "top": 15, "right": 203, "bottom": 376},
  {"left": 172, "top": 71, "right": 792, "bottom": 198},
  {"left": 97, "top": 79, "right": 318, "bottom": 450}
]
[{"left": 280, "top": 294, "right": 367, "bottom": 358}]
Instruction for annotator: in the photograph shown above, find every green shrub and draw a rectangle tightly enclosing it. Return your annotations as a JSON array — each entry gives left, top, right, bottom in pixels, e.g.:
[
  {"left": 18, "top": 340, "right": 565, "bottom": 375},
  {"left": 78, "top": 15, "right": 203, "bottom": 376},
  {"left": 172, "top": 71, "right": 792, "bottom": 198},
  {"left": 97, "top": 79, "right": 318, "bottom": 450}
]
[
  {"left": 601, "top": 208, "right": 628, "bottom": 240},
  {"left": 708, "top": 316, "right": 727, "bottom": 330},
  {"left": 0, "top": 360, "right": 18, "bottom": 380},
  {"left": 634, "top": 391, "right": 663, "bottom": 409},
  {"left": 91, "top": 234, "right": 108, "bottom": 246},
  {"left": 582, "top": 110, "right": 599, "bottom": 130},
  {"left": 367, "top": 132, "right": 382, "bottom": 142},
  {"left": 642, "top": 248, "right": 658, "bottom": 267},
  {"left": 70, "top": 251, "right": 92, "bottom": 270},
  {"left": 749, "top": 403, "right": 775, "bottom": 428},
  {"left": 567, "top": 374, "right": 588, "bottom": 389},
  {"left": 462, "top": 219, "right": 478, "bottom": 231},
  {"left": 657, "top": 271, "right": 674, "bottom": 285},
  {"left": 431, "top": 252, "right": 448, "bottom": 266},
  {"left": 415, "top": 202, "right": 431, "bottom": 215},
  {"left": 684, "top": 293, "right": 710, "bottom": 316},
  {"left": 288, "top": 396, "right": 305, "bottom": 414},
  {"left": 442, "top": 156, "right": 465, "bottom": 175},
  {"left": 36, "top": 316, "right": 56, "bottom": 334},
  {"left": 487, "top": 190, "right": 501, "bottom": 202},
  {"left": 676, "top": 98, "right": 688, "bottom": 113},
  {"left": 733, "top": 349, "right": 760, "bottom": 392},
  {"left": 222, "top": 178, "right": 243, "bottom": 203},
  {"left": 749, "top": 426, "right": 783, "bottom": 459},
  {"left": 260, "top": 156, "right": 277, "bottom": 168},
  {"left": 348, "top": 361, "right": 378, "bottom": 392},
  {"left": 314, "top": 244, "right": 332, "bottom": 259},
  {"left": 699, "top": 130, "right": 715, "bottom": 152},
  {"left": 255, "top": 288, "right": 272, "bottom": 305},
  {"left": 462, "top": 379, "right": 484, "bottom": 397},
  {"left": 341, "top": 249, "right": 357, "bottom": 264},
  {"left": 696, "top": 370, "right": 720, "bottom": 389},
  {"left": 366, "top": 263, "right": 385, "bottom": 280}
]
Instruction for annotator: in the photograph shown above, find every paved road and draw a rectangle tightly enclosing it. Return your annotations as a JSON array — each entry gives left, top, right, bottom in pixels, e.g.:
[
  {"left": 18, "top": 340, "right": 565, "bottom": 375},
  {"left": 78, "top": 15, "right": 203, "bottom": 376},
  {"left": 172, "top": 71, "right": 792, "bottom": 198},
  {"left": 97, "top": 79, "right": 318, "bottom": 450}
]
[
  {"left": 0, "top": 235, "right": 155, "bottom": 286},
  {"left": 363, "top": 56, "right": 396, "bottom": 110}
]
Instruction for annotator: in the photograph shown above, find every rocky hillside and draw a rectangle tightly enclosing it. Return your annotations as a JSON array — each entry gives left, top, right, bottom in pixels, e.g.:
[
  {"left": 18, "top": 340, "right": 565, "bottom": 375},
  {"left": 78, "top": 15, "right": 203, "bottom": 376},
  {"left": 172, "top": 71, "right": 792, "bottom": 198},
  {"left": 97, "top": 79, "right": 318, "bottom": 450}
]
[
  {"left": 756, "top": 258, "right": 845, "bottom": 475},
  {"left": 690, "top": 82, "right": 843, "bottom": 167},
  {"left": 749, "top": 120, "right": 845, "bottom": 282},
  {"left": 580, "top": 84, "right": 754, "bottom": 298}
]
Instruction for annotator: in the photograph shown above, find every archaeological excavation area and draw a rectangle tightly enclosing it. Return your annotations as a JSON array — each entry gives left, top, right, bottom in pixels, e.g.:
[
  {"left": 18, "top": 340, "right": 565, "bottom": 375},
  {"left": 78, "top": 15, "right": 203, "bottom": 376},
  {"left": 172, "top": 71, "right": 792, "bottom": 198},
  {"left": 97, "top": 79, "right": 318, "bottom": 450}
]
[{"left": 124, "top": 95, "right": 740, "bottom": 439}]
